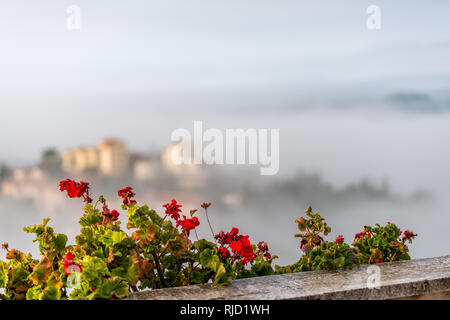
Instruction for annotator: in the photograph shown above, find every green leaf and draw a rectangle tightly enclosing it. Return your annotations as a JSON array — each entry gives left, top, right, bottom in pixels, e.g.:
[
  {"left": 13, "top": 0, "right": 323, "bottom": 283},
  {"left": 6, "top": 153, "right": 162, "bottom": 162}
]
[
  {"left": 164, "top": 271, "right": 181, "bottom": 287},
  {"left": 29, "top": 256, "right": 52, "bottom": 285},
  {"left": 213, "top": 263, "right": 232, "bottom": 286},
  {"left": 99, "top": 230, "right": 129, "bottom": 247},
  {"left": 40, "top": 285, "right": 62, "bottom": 300},
  {"left": 190, "top": 270, "right": 205, "bottom": 284},
  {"left": 80, "top": 256, "right": 110, "bottom": 282},
  {"left": 97, "top": 277, "right": 129, "bottom": 299},
  {"left": 162, "top": 255, "right": 177, "bottom": 270},
  {"left": 166, "top": 236, "right": 186, "bottom": 258},
  {"left": 111, "top": 231, "right": 128, "bottom": 245},
  {"left": 79, "top": 213, "right": 102, "bottom": 227},
  {"left": 194, "top": 239, "right": 216, "bottom": 252},
  {"left": 111, "top": 258, "right": 139, "bottom": 285},
  {"left": 162, "top": 220, "right": 174, "bottom": 231},
  {"left": 0, "top": 261, "right": 9, "bottom": 288},
  {"left": 251, "top": 261, "right": 274, "bottom": 276},
  {"left": 54, "top": 234, "right": 68, "bottom": 251},
  {"left": 199, "top": 249, "right": 213, "bottom": 267},
  {"left": 26, "top": 285, "right": 43, "bottom": 300}
]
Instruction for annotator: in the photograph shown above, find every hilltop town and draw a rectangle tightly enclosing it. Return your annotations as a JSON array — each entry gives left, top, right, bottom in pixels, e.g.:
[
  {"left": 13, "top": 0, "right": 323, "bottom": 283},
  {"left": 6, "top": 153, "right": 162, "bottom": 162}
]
[
  {"left": 0, "top": 138, "right": 431, "bottom": 215},
  {"left": 0, "top": 139, "right": 220, "bottom": 211}
]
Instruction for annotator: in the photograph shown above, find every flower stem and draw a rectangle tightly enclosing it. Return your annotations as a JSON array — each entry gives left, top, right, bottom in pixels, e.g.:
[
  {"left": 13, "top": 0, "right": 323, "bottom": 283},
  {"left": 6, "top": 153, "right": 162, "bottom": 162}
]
[
  {"left": 151, "top": 250, "right": 166, "bottom": 288},
  {"left": 204, "top": 208, "right": 216, "bottom": 243},
  {"left": 194, "top": 229, "right": 199, "bottom": 241}
]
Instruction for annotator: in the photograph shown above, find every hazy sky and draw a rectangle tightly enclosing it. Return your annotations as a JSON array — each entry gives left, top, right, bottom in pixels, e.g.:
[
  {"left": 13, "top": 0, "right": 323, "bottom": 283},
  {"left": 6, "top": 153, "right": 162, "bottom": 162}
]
[
  {"left": 1, "top": 1, "right": 450, "bottom": 203},
  {"left": 1, "top": 1, "right": 450, "bottom": 100}
]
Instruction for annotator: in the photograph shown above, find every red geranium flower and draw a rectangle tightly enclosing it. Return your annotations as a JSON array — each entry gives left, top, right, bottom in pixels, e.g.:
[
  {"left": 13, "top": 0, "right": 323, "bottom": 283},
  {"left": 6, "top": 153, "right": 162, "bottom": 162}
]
[
  {"left": 64, "top": 251, "right": 75, "bottom": 261},
  {"left": 300, "top": 238, "right": 308, "bottom": 250},
  {"left": 354, "top": 231, "right": 371, "bottom": 241},
  {"left": 257, "top": 241, "right": 272, "bottom": 259},
  {"left": 229, "top": 235, "right": 256, "bottom": 265},
  {"left": 63, "top": 251, "right": 82, "bottom": 275},
  {"left": 59, "top": 179, "right": 92, "bottom": 204},
  {"left": 100, "top": 202, "right": 120, "bottom": 224},
  {"left": 402, "top": 230, "right": 417, "bottom": 243},
  {"left": 229, "top": 239, "right": 243, "bottom": 253},
  {"left": 257, "top": 241, "right": 269, "bottom": 252},
  {"left": 110, "top": 210, "right": 120, "bottom": 220},
  {"left": 334, "top": 235, "right": 344, "bottom": 244},
  {"left": 176, "top": 215, "right": 200, "bottom": 235},
  {"left": 215, "top": 227, "right": 241, "bottom": 245},
  {"left": 218, "top": 246, "right": 230, "bottom": 259},
  {"left": 163, "top": 199, "right": 182, "bottom": 220},
  {"left": 117, "top": 187, "right": 136, "bottom": 206},
  {"left": 230, "top": 227, "right": 239, "bottom": 236},
  {"left": 215, "top": 228, "right": 263, "bottom": 265}
]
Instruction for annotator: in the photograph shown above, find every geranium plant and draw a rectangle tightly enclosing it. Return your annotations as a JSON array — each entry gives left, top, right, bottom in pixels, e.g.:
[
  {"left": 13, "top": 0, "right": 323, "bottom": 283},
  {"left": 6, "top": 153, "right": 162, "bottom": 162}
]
[
  {"left": 280, "top": 206, "right": 417, "bottom": 273},
  {"left": 0, "top": 180, "right": 275, "bottom": 300},
  {"left": 0, "top": 180, "right": 417, "bottom": 300}
]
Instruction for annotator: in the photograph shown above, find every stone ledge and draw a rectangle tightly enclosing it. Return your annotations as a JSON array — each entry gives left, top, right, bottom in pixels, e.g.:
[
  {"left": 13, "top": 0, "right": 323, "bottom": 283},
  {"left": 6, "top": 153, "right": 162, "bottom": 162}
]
[{"left": 127, "top": 255, "right": 450, "bottom": 300}]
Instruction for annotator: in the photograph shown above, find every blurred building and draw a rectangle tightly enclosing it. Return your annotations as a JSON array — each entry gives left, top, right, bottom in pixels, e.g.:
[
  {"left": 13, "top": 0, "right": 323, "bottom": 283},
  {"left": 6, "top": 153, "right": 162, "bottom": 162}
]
[
  {"left": 133, "top": 155, "right": 157, "bottom": 182},
  {"left": 161, "top": 143, "right": 207, "bottom": 188},
  {"left": 61, "top": 139, "right": 129, "bottom": 178},
  {"left": 161, "top": 142, "right": 185, "bottom": 175},
  {"left": 97, "top": 139, "right": 129, "bottom": 177},
  {"left": 0, "top": 166, "right": 64, "bottom": 211},
  {"left": 2, "top": 167, "right": 45, "bottom": 197},
  {"left": 62, "top": 147, "right": 99, "bottom": 174}
]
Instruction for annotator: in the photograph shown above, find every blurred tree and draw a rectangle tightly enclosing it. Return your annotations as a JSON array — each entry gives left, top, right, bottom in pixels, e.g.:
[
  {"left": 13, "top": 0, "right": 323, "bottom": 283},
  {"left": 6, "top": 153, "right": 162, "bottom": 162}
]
[
  {"left": 0, "top": 163, "right": 10, "bottom": 181},
  {"left": 40, "top": 148, "right": 62, "bottom": 174}
]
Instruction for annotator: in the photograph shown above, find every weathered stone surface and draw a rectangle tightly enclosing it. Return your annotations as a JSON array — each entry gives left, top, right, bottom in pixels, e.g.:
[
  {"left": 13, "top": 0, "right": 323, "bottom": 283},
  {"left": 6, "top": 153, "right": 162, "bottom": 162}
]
[{"left": 127, "top": 255, "right": 450, "bottom": 300}]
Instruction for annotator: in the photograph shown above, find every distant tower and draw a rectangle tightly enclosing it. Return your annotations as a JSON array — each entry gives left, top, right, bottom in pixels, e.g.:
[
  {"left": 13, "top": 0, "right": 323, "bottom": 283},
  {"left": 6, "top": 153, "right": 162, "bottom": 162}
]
[{"left": 98, "top": 139, "right": 129, "bottom": 177}]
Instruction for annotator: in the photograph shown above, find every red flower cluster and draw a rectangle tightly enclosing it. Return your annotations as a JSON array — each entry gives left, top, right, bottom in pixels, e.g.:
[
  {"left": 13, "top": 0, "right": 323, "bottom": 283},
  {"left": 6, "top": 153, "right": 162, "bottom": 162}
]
[
  {"left": 63, "top": 251, "right": 82, "bottom": 276},
  {"left": 101, "top": 203, "right": 120, "bottom": 223},
  {"left": 257, "top": 241, "right": 268, "bottom": 252},
  {"left": 375, "top": 259, "right": 384, "bottom": 264},
  {"left": 300, "top": 234, "right": 323, "bottom": 251},
  {"left": 354, "top": 231, "right": 372, "bottom": 241},
  {"left": 229, "top": 235, "right": 256, "bottom": 265},
  {"left": 176, "top": 215, "right": 200, "bottom": 235},
  {"left": 334, "top": 235, "right": 344, "bottom": 244},
  {"left": 117, "top": 187, "right": 136, "bottom": 206},
  {"left": 257, "top": 241, "right": 271, "bottom": 260},
  {"left": 216, "top": 228, "right": 256, "bottom": 265},
  {"left": 218, "top": 246, "right": 230, "bottom": 258},
  {"left": 59, "top": 179, "right": 92, "bottom": 204},
  {"left": 163, "top": 200, "right": 182, "bottom": 221},
  {"left": 402, "top": 230, "right": 418, "bottom": 243},
  {"left": 215, "top": 227, "right": 239, "bottom": 245}
]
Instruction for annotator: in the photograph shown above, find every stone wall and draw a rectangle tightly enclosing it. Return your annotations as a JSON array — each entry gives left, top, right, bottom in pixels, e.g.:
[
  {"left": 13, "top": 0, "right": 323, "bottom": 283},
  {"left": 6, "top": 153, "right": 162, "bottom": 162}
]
[{"left": 127, "top": 255, "right": 450, "bottom": 300}]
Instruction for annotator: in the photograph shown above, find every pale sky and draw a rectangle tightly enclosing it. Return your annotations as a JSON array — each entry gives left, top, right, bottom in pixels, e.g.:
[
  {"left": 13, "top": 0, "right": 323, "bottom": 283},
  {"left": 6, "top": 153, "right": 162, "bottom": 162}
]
[{"left": 1, "top": 1, "right": 449, "bottom": 101}]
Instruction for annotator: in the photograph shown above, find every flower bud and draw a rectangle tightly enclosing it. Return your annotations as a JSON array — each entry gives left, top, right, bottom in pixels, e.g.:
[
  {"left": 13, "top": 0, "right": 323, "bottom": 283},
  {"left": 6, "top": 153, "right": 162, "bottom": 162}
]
[{"left": 201, "top": 202, "right": 211, "bottom": 209}]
